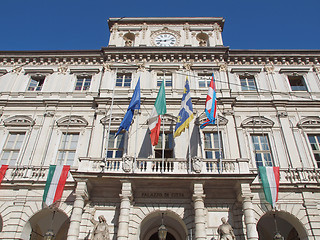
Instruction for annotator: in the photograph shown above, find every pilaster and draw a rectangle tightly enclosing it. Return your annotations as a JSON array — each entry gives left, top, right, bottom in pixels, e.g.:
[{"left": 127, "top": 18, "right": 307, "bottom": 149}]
[
  {"left": 117, "top": 180, "right": 132, "bottom": 240},
  {"left": 192, "top": 182, "right": 206, "bottom": 240},
  {"left": 239, "top": 183, "right": 259, "bottom": 240},
  {"left": 67, "top": 180, "right": 89, "bottom": 240}
]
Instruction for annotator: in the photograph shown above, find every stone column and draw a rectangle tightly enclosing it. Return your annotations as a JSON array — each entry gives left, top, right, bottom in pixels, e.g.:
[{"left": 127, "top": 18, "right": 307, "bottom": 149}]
[
  {"left": 67, "top": 180, "right": 89, "bottom": 240},
  {"left": 302, "top": 192, "right": 320, "bottom": 239},
  {"left": 117, "top": 181, "right": 132, "bottom": 240},
  {"left": 239, "top": 183, "right": 258, "bottom": 240},
  {"left": 192, "top": 182, "right": 206, "bottom": 240}
]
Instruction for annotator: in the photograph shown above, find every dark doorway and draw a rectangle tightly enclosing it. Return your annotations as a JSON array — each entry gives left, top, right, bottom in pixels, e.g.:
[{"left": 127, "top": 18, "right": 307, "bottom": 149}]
[{"left": 149, "top": 232, "right": 176, "bottom": 240}]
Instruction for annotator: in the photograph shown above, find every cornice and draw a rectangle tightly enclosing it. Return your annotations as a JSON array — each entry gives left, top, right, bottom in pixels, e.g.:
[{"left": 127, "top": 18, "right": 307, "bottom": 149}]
[
  {"left": 0, "top": 47, "right": 320, "bottom": 66},
  {"left": 108, "top": 17, "right": 225, "bottom": 29}
]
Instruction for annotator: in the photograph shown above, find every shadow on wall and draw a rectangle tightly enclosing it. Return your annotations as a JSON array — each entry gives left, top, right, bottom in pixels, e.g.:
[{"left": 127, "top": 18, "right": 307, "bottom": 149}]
[{"left": 138, "top": 129, "right": 153, "bottom": 158}]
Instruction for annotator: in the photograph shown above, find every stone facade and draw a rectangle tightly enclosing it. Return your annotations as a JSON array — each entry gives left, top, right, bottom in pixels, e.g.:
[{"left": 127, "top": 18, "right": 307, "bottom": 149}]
[{"left": 0, "top": 17, "right": 319, "bottom": 240}]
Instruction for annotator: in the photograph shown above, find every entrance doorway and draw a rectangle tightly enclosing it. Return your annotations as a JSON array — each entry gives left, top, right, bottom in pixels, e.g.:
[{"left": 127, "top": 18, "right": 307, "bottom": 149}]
[
  {"left": 140, "top": 211, "right": 188, "bottom": 240},
  {"left": 257, "top": 211, "right": 306, "bottom": 240},
  {"left": 21, "top": 208, "right": 69, "bottom": 240},
  {"left": 149, "top": 232, "right": 176, "bottom": 240}
]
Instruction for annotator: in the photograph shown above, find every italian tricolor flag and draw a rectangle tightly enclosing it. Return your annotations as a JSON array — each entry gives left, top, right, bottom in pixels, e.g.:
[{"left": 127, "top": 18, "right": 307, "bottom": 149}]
[
  {"left": 148, "top": 80, "right": 166, "bottom": 146},
  {"left": 0, "top": 165, "right": 8, "bottom": 184},
  {"left": 43, "top": 165, "right": 70, "bottom": 207},
  {"left": 259, "top": 166, "right": 280, "bottom": 208}
]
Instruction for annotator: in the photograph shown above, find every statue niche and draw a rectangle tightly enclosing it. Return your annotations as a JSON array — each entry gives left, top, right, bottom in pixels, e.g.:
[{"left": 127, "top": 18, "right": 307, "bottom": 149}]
[
  {"left": 91, "top": 215, "right": 110, "bottom": 240},
  {"left": 196, "top": 32, "right": 209, "bottom": 47},
  {"left": 123, "top": 32, "right": 135, "bottom": 47}
]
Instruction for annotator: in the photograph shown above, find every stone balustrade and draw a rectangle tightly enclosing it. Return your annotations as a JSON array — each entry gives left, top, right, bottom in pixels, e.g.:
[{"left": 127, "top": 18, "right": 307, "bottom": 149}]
[{"left": 3, "top": 161, "right": 319, "bottom": 184}]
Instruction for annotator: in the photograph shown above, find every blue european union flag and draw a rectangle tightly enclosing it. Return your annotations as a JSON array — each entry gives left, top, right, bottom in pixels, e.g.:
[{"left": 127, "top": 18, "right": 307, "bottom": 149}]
[
  {"left": 174, "top": 78, "right": 194, "bottom": 138},
  {"left": 116, "top": 78, "right": 141, "bottom": 136}
]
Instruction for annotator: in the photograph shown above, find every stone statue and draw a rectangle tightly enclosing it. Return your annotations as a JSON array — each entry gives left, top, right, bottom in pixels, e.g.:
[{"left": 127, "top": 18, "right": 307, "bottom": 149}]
[
  {"left": 91, "top": 215, "right": 110, "bottom": 240},
  {"left": 217, "top": 217, "right": 235, "bottom": 240}
]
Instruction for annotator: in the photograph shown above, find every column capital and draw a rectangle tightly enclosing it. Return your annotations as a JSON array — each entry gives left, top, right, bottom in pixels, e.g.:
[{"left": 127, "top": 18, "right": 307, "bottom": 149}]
[{"left": 75, "top": 179, "right": 89, "bottom": 201}]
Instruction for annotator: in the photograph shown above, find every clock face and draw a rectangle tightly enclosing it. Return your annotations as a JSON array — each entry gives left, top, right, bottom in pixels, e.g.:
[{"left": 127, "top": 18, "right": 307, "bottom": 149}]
[{"left": 154, "top": 33, "right": 177, "bottom": 47}]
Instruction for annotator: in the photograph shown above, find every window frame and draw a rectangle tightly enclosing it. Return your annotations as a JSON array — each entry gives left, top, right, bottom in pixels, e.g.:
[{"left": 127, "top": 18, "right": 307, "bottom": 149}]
[
  {"left": 239, "top": 74, "right": 257, "bottom": 91},
  {"left": 157, "top": 73, "right": 173, "bottom": 88},
  {"left": 203, "top": 131, "right": 224, "bottom": 159},
  {"left": 307, "top": 134, "right": 320, "bottom": 168},
  {"left": 106, "top": 131, "right": 125, "bottom": 159},
  {"left": 251, "top": 134, "right": 274, "bottom": 168},
  {"left": 154, "top": 131, "right": 174, "bottom": 158},
  {"left": 198, "top": 73, "right": 212, "bottom": 88},
  {"left": 56, "top": 132, "right": 80, "bottom": 166},
  {"left": 27, "top": 75, "right": 45, "bottom": 91},
  {"left": 74, "top": 75, "right": 92, "bottom": 91},
  {"left": 116, "top": 72, "right": 132, "bottom": 88},
  {"left": 287, "top": 75, "right": 308, "bottom": 91},
  {"left": 0, "top": 132, "right": 26, "bottom": 166}
]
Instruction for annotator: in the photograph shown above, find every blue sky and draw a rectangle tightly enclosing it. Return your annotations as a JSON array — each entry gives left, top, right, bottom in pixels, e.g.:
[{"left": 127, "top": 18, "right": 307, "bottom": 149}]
[{"left": 1, "top": 0, "right": 319, "bottom": 51}]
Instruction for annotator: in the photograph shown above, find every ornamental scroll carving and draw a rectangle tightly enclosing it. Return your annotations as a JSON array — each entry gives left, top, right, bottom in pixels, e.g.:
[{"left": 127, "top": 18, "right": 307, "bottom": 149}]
[{"left": 56, "top": 115, "right": 88, "bottom": 127}]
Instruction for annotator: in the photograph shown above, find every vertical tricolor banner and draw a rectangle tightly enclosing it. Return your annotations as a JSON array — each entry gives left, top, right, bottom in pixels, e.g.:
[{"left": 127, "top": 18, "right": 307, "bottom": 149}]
[
  {"left": 148, "top": 80, "right": 166, "bottom": 146},
  {"left": 200, "top": 73, "right": 217, "bottom": 129},
  {"left": 43, "top": 165, "right": 70, "bottom": 207},
  {"left": 259, "top": 166, "right": 280, "bottom": 208},
  {"left": 0, "top": 165, "right": 8, "bottom": 184}
]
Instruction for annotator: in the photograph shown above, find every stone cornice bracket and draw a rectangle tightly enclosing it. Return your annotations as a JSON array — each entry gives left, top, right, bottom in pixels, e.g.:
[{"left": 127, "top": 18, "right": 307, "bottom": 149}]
[
  {"left": 219, "top": 63, "right": 227, "bottom": 72},
  {"left": 213, "top": 23, "right": 222, "bottom": 32},
  {"left": 237, "top": 183, "right": 253, "bottom": 203},
  {"left": 75, "top": 179, "right": 89, "bottom": 201},
  {"left": 192, "top": 182, "right": 206, "bottom": 200},
  {"left": 264, "top": 66, "right": 275, "bottom": 74},
  {"left": 120, "top": 180, "right": 133, "bottom": 201},
  {"left": 44, "top": 111, "right": 55, "bottom": 117}
]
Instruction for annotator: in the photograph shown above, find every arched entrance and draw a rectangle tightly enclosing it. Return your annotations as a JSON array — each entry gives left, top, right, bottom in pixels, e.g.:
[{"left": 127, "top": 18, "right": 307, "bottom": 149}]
[
  {"left": 140, "top": 211, "right": 188, "bottom": 240},
  {"left": 21, "top": 208, "right": 69, "bottom": 240},
  {"left": 257, "top": 211, "right": 308, "bottom": 240}
]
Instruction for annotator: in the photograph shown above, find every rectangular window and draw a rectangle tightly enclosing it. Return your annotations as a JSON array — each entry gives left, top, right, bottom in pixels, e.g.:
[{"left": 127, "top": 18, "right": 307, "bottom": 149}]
[
  {"left": 157, "top": 73, "right": 172, "bottom": 87},
  {"left": 155, "top": 132, "right": 173, "bottom": 158},
  {"left": 252, "top": 134, "right": 273, "bottom": 167},
  {"left": 198, "top": 73, "right": 212, "bottom": 88},
  {"left": 204, "top": 132, "right": 223, "bottom": 159},
  {"left": 288, "top": 76, "right": 307, "bottom": 91},
  {"left": 116, "top": 73, "right": 132, "bottom": 88},
  {"left": 28, "top": 75, "right": 45, "bottom": 91},
  {"left": 308, "top": 134, "right": 320, "bottom": 168},
  {"left": 57, "top": 133, "right": 79, "bottom": 165},
  {"left": 0, "top": 132, "right": 25, "bottom": 166},
  {"left": 107, "top": 132, "right": 124, "bottom": 158},
  {"left": 240, "top": 75, "right": 257, "bottom": 91},
  {"left": 75, "top": 76, "right": 91, "bottom": 91}
]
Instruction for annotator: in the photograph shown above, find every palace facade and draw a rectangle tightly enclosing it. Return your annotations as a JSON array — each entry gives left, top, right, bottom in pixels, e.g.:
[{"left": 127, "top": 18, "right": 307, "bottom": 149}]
[{"left": 0, "top": 17, "right": 319, "bottom": 240}]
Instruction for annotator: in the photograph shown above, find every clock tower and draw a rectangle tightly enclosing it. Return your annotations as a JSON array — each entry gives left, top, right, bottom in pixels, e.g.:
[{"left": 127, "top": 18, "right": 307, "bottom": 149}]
[{"left": 107, "top": 17, "right": 225, "bottom": 47}]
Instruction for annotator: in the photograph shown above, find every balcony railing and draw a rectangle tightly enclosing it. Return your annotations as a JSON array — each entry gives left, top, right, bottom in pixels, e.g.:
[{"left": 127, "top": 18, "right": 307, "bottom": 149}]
[
  {"left": 78, "top": 157, "right": 251, "bottom": 174},
  {"left": 2, "top": 160, "right": 319, "bottom": 185}
]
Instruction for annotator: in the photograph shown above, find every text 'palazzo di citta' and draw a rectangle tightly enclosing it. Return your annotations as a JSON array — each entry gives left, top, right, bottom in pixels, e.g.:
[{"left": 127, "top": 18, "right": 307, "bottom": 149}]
[{"left": 0, "top": 17, "right": 319, "bottom": 240}]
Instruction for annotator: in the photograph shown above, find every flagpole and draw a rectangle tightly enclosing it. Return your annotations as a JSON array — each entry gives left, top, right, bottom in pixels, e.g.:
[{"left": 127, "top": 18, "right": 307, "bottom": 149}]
[
  {"left": 161, "top": 73, "right": 166, "bottom": 174},
  {"left": 105, "top": 68, "right": 117, "bottom": 164},
  {"left": 187, "top": 73, "right": 192, "bottom": 174},
  {"left": 217, "top": 113, "right": 222, "bottom": 173},
  {"left": 133, "top": 76, "right": 140, "bottom": 173}
]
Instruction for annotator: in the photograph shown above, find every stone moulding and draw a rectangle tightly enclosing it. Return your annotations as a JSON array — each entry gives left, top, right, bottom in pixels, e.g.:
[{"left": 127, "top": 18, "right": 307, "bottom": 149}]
[
  {"left": 56, "top": 115, "right": 88, "bottom": 127},
  {"left": 3, "top": 115, "right": 35, "bottom": 127}
]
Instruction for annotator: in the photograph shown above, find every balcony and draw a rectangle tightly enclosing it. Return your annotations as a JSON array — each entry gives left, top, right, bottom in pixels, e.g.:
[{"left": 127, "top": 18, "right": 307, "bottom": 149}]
[
  {"left": 2, "top": 159, "right": 319, "bottom": 185},
  {"left": 77, "top": 157, "right": 251, "bottom": 175}
]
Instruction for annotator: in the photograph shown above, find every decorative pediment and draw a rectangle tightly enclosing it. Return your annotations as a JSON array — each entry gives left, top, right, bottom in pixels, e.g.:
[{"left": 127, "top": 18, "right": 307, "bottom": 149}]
[
  {"left": 57, "top": 115, "right": 88, "bottom": 127},
  {"left": 3, "top": 115, "right": 35, "bottom": 127},
  {"left": 196, "top": 114, "right": 228, "bottom": 126},
  {"left": 297, "top": 116, "right": 320, "bottom": 128},
  {"left": 241, "top": 116, "right": 274, "bottom": 128},
  {"left": 100, "top": 114, "right": 124, "bottom": 125}
]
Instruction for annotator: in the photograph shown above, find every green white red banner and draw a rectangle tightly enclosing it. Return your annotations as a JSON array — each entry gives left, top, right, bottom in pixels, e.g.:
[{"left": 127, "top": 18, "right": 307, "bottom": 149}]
[
  {"left": 259, "top": 166, "right": 280, "bottom": 208},
  {"left": 43, "top": 165, "right": 70, "bottom": 207}
]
